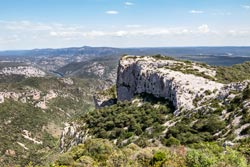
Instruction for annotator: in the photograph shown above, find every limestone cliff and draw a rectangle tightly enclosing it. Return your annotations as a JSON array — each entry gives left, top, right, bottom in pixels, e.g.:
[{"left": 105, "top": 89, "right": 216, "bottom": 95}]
[{"left": 117, "top": 55, "right": 224, "bottom": 112}]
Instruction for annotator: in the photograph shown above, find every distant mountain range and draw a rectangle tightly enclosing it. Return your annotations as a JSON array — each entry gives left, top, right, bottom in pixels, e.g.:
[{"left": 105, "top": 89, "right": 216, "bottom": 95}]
[
  {"left": 1, "top": 46, "right": 250, "bottom": 57},
  {"left": 1, "top": 46, "right": 250, "bottom": 67}
]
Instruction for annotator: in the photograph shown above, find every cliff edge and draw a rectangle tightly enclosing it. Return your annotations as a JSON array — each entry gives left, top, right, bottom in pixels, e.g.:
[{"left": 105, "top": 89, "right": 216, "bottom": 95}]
[{"left": 116, "top": 55, "right": 242, "bottom": 112}]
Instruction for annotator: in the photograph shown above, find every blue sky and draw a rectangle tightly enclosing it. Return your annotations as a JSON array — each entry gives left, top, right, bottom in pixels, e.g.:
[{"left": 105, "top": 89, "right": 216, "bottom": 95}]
[{"left": 0, "top": 0, "right": 250, "bottom": 50}]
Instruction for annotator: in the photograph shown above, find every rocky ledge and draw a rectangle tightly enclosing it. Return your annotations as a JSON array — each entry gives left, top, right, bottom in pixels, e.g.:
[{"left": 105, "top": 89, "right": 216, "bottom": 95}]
[{"left": 116, "top": 55, "right": 247, "bottom": 112}]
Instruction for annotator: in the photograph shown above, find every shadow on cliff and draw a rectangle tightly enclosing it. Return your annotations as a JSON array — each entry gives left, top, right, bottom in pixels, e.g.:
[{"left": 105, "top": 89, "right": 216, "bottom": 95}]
[{"left": 135, "top": 93, "right": 175, "bottom": 111}]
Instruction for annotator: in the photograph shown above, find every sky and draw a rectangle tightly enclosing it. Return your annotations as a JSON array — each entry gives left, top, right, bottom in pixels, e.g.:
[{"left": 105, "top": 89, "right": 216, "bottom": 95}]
[{"left": 0, "top": 0, "right": 250, "bottom": 50}]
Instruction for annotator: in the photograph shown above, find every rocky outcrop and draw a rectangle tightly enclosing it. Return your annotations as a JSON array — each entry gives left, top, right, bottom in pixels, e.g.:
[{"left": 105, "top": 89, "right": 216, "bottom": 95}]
[
  {"left": 93, "top": 95, "right": 116, "bottom": 108},
  {"left": 117, "top": 56, "right": 224, "bottom": 111},
  {"left": 60, "top": 123, "right": 90, "bottom": 152},
  {"left": 218, "top": 80, "right": 249, "bottom": 100},
  {"left": 59, "top": 78, "right": 74, "bottom": 85},
  {"left": 93, "top": 86, "right": 117, "bottom": 108},
  {"left": 0, "top": 66, "right": 46, "bottom": 77},
  {"left": 0, "top": 95, "right": 4, "bottom": 103}
]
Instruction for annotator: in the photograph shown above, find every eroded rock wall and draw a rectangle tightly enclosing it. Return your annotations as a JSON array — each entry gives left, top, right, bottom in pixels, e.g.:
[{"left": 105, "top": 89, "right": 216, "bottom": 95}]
[{"left": 117, "top": 56, "right": 224, "bottom": 111}]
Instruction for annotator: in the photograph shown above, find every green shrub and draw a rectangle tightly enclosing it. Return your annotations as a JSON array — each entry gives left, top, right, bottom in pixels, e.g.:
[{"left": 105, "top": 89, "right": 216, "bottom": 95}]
[
  {"left": 152, "top": 54, "right": 175, "bottom": 60},
  {"left": 164, "top": 136, "right": 181, "bottom": 147},
  {"left": 76, "top": 156, "right": 98, "bottom": 166},
  {"left": 56, "top": 153, "right": 74, "bottom": 166},
  {"left": 186, "top": 149, "right": 217, "bottom": 167},
  {"left": 237, "top": 138, "right": 250, "bottom": 161},
  {"left": 243, "top": 85, "right": 250, "bottom": 100},
  {"left": 194, "top": 115, "right": 226, "bottom": 134},
  {"left": 150, "top": 151, "right": 167, "bottom": 166},
  {"left": 162, "top": 153, "right": 186, "bottom": 167},
  {"left": 83, "top": 139, "right": 115, "bottom": 162},
  {"left": 221, "top": 148, "right": 248, "bottom": 167},
  {"left": 204, "top": 90, "right": 212, "bottom": 96}
]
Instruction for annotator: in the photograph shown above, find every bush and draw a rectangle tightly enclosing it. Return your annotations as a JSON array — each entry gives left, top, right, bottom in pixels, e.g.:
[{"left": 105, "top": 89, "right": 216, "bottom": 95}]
[
  {"left": 83, "top": 139, "right": 115, "bottom": 162},
  {"left": 164, "top": 136, "right": 181, "bottom": 147},
  {"left": 186, "top": 149, "right": 217, "bottom": 167},
  {"left": 204, "top": 90, "right": 212, "bottom": 96},
  {"left": 76, "top": 156, "right": 98, "bottom": 167},
  {"left": 162, "top": 154, "right": 186, "bottom": 167},
  {"left": 243, "top": 85, "right": 250, "bottom": 100},
  {"left": 221, "top": 148, "right": 248, "bottom": 167},
  {"left": 150, "top": 151, "right": 167, "bottom": 166},
  {"left": 194, "top": 115, "right": 226, "bottom": 134},
  {"left": 56, "top": 153, "right": 74, "bottom": 166}
]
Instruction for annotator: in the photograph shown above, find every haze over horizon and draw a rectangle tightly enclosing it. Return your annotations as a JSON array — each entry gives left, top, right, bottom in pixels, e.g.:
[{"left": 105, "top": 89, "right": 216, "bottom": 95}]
[{"left": 0, "top": 0, "right": 250, "bottom": 50}]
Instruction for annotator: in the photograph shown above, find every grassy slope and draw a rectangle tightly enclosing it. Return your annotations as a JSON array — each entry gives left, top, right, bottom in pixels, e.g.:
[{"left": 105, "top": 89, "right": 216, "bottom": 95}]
[
  {"left": 0, "top": 100, "right": 58, "bottom": 166},
  {"left": 0, "top": 76, "right": 103, "bottom": 166},
  {"left": 216, "top": 62, "right": 250, "bottom": 83}
]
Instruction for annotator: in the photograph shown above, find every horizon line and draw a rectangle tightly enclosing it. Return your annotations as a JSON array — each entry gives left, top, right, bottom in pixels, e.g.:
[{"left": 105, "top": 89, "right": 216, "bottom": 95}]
[{"left": 1, "top": 45, "right": 250, "bottom": 52}]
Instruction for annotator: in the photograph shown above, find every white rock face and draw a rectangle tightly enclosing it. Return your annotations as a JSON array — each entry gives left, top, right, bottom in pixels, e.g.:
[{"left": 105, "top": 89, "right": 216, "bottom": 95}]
[
  {"left": 87, "top": 62, "right": 105, "bottom": 77},
  {"left": 117, "top": 56, "right": 224, "bottom": 111},
  {"left": 45, "top": 90, "right": 57, "bottom": 100},
  {"left": 218, "top": 81, "right": 249, "bottom": 100},
  {"left": 60, "top": 78, "right": 74, "bottom": 85},
  {"left": 22, "top": 130, "right": 43, "bottom": 144},
  {"left": 0, "top": 95, "right": 4, "bottom": 103},
  {"left": 60, "top": 123, "right": 90, "bottom": 152},
  {"left": 0, "top": 92, "right": 21, "bottom": 101},
  {"left": 0, "top": 66, "right": 46, "bottom": 77},
  {"left": 35, "top": 100, "right": 47, "bottom": 109}
]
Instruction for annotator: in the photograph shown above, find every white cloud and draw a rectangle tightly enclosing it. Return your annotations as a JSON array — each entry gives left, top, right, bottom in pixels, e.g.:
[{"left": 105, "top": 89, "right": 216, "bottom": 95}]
[
  {"left": 0, "top": 20, "right": 53, "bottom": 31},
  {"left": 126, "top": 25, "right": 142, "bottom": 28},
  {"left": 198, "top": 24, "right": 210, "bottom": 33},
  {"left": 0, "top": 21, "right": 214, "bottom": 40},
  {"left": 241, "top": 5, "right": 250, "bottom": 9},
  {"left": 212, "top": 12, "right": 231, "bottom": 16},
  {"left": 1, "top": 20, "right": 250, "bottom": 49},
  {"left": 189, "top": 10, "right": 204, "bottom": 14},
  {"left": 50, "top": 30, "right": 107, "bottom": 38},
  {"left": 48, "top": 27, "right": 203, "bottom": 38},
  {"left": 228, "top": 29, "right": 250, "bottom": 36},
  {"left": 0, "top": 35, "right": 20, "bottom": 44},
  {"left": 0, "top": 20, "right": 82, "bottom": 32},
  {"left": 105, "top": 10, "right": 119, "bottom": 15},
  {"left": 115, "top": 31, "right": 128, "bottom": 37},
  {"left": 124, "top": 2, "right": 134, "bottom": 6}
]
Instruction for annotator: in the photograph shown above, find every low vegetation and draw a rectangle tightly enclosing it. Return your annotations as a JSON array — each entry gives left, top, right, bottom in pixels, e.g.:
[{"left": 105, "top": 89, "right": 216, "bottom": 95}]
[
  {"left": 79, "top": 100, "right": 173, "bottom": 147},
  {"left": 0, "top": 76, "right": 100, "bottom": 166},
  {"left": 49, "top": 139, "right": 248, "bottom": 167},
  {"left": 216, "top": 61, "right": 250, "bottom": 83},
  {"left": 0, "top": 100, "right": 58, "bottom": 166}
]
